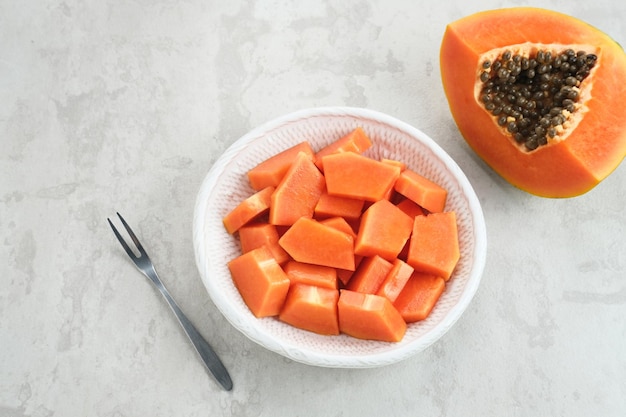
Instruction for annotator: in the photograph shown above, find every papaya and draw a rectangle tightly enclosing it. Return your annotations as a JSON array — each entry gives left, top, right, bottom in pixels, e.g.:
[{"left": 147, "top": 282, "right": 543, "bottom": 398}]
[
  {"left": 269, "top": 151, "right": 325, "bottom": 226},
  {"left": 337, "top": 290, "right": 407, "bottom": 343},
  {"left": 247, "top": 141, "right": 315, "bottom": 191},
  {"left": 440, "top": 7, "right": 626, "bottom": 197},
  {"left": 227, "top": 246, "right": 291, "bottom": 318}
]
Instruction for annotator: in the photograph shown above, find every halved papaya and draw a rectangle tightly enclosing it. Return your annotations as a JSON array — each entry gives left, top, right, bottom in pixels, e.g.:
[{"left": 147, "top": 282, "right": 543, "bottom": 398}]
[{"left": 440, "top": 7, "right": 626, "bottom": 197}]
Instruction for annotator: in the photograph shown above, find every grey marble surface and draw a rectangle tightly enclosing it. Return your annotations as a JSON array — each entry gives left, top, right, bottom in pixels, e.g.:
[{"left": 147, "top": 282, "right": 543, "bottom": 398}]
[{"left": 1, "top": 1, "right": 625, "bottom": 416}]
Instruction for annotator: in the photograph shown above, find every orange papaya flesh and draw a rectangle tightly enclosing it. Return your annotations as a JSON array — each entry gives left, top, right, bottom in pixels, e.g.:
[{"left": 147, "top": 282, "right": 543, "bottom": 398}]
[
  {"left": 247, "top": 141, "right": 315, "bottom": 190},
  {"left": 222, "top": 186, "right": 274, "bottom": 234},
  {"left": 396, "top": 198, "right": 426, "bottom": 218},
  {"left": 278, "top": 217, "right": 355, "bottom": 271},
  {"left": 279, "top": 284, "right": 340, "bottom": 336},
  {"left": 346, "top": 255, "right": 394, "bottom": 294},
  {"left": 227, "top": 246, "right": 291, "bottom": 318},
  {"left": 354, "top": 199, "right": 414, "bottom": 261},
  {"left": 394, "top": 169, "right": 447, "bottom": 213},
  {"left": 323, "top": 152, "right": 401, "bottom": 202},
  {"left": 394, "top": 272, "right": 446, "bottom": 323},
  {"left": 314, "top": 126, "right": 373, "bottom": 171},
  {"left": 314, "top": 191, "right": 365, "bottom": 220},
  {"left": 319, "top": 216, "right": 357, "bottom": 239},
  {"left": 440, "top": 7, "right": 626, "bottom": 197},
  {"left": 269, "top": 151, "right": 325, "bottom": 226},
  {"left": 376, "top": 258, "right": 414, "bottom": 303},
  {"left": 238, "top": 223, "right": 290, "bottom": 265},
  {"left": 283, "top": 260, "right": 338, "bottom": 290},
  {"left": 336, "top": 255, "right": 364, "bottom": 287},
  {"left": 337, "top": 289, "right": 407, "bottom": 343},
  {"left": 407, "top": 211, "right": 460, "bottom": 281}
]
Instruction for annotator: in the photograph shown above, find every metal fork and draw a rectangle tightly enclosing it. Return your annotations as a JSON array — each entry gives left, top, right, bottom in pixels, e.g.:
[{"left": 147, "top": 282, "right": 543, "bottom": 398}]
[{"left": 107, "top": 212, "right": 233, "bottom": 391}]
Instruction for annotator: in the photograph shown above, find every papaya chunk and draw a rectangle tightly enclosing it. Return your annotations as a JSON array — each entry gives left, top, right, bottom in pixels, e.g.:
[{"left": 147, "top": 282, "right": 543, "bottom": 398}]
[
  {"left": 314, "top": 127, "right": 373, "bottom": 171},
  {"left": 283, "top": 261, "right": 338, "bottom": 290},
  {"left": 354, "top": 199, "right": 414, "bottom": 261},
  {"left": 337, "top": 290, "right": 407, "bottom": 342},
  {"left": 407, "top": 212, "right": 460, "bottom": 280},
  {"left": 394, "top": 169, "right": 447, "bottom": 213},
  {"left": 247, "top": 141, "right": 315, "bottom": 190},
  {"left": 238, "top": 223, "right": 290, "bottom": 265},
  {"left": 323, "top": 152, "right": 401, "bottom": 202},
  {"left": 223, "top": 186, "right": 274, "bottom": 234},
  {"left": 394, "top": 272, "right": 446, "bottom": 323},
  {"left": 278, "top": 217, "right": 355, "bottom": 270},
  {"left": 269, "top": 152, "right": 325, "bottom": 226},
  {"left": 346, "top": 255, "right": 393, "bottom": 294},
  {"left": 440, "top": 7, "right": 626, "bottom": 197},
  {"left": 314, "top": 191, "right": 365, "bottom": 220},
  {"left": 227, "top": 246, "right": 290, "bottom": 318},
  {"left": 376, "top": 258, "right": 414, "bottom": 303},
  {"left": 279, "top": 284, "right": 340, "bottom": 335}
]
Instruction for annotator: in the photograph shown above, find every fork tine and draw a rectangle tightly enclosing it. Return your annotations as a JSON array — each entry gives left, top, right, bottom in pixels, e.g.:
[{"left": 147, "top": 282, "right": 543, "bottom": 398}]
[
  {"left": 115, "top": 212, "right": 148, "bottom": 256},
  {"left": 108, "top": 216, "right": 140, "bottom": 260}
]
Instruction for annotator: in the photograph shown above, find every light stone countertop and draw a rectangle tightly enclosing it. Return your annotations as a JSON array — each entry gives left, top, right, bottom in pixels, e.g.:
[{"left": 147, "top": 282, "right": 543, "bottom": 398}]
[{"left": 1, "top": 1, "right": 625, "bottom": 416}]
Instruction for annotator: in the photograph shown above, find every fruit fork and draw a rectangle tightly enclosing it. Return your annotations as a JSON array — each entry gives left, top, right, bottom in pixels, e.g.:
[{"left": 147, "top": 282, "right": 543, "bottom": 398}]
[{"left": 107, "top": 212, "right": 233, "bottom": 391}]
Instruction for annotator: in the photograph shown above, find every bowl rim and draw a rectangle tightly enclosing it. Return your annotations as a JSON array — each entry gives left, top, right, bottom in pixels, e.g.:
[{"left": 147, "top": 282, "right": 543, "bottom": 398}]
[{"left": 193, "top": 106, "right": 487, "bottom": 367}]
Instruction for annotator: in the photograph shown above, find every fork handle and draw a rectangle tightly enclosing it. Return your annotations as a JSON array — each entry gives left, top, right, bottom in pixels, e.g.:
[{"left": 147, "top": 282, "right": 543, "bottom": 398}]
[{"left": 151, "top": 276, "right": 233, "bottom": 391}]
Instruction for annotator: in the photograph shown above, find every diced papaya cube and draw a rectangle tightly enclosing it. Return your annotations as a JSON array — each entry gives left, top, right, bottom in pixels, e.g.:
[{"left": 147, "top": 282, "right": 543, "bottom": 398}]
[
  {"left": 278, "top": 217, "right": 355, "bottom": 270},
  {"left": 346, "top": 255, "right": 393, "bottom": 294},
  {"left": 323, "top": 152, "right": 401, "bottom": 202},
  {"left": 269, "top": 152, "right": 325, "bottom": 226},
  {"left": 223, "top": 186, "right": 274, "bottom": 234},
  {"left": 227, "top": 246, "right": 290, "bottom": 318},
  {"left": 314, "top": 127, "right": 373, "bottom": 171},
  {"left": 314, "top": 192, "right": 365, "bottom": 220},
  {"left": 407, "top": 211, "right": 460, "bottom": 280},
  {"left": 279, "top": 284, "right": 340, "bottom": 335},
  {"left": 283, "top": 260, "right": 338, "bottom": 290},
  {"left": 337, "top": 290, "right": 407, "bottom": 342},
  {"left": 393, "top": 272, "right": 445, "bottom": 322},
  {"left": 247, "top": 141, "right": 315, "bottom": 190},
  {"left": 376, "top": 258, "right": 414, "bottom": 303},
  {"left": 238, "top": 223, "right": 290, "bottom": 264},
  {"left": 319, "top": 216, "right": 357, "bottom": 239},
  {"left": 394, "top": 169, "right": 447, "bottom": 213},
  {"left": 354, "top": 199, "right": 414, "bottom": 261}
]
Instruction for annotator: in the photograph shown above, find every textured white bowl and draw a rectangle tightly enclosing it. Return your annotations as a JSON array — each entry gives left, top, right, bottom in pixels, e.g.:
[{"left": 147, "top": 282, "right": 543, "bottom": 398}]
[{"left": 193, "top": 107, "right": 486, "bottom": 368}]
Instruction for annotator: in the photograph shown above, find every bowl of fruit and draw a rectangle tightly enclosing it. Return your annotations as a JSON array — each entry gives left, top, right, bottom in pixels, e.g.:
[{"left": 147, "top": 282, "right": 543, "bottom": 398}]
[{"left": 193, "top": 107, "right": 486, "bottom": 368}]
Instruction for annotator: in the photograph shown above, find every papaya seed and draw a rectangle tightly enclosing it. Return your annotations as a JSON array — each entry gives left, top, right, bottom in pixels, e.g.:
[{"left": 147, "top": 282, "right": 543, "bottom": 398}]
[{"left": 478, "top": 48, "right": 596, "bottom": 150}]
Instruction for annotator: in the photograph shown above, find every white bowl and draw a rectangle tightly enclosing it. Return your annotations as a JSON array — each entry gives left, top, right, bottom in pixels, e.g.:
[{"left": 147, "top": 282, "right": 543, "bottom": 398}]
[{"left": 193, "top": 107, "right": 487, "bottom": 368}]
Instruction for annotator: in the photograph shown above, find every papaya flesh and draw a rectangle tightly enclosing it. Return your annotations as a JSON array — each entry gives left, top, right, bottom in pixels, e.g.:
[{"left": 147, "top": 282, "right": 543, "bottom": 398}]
[{"left": 440, "top": 7, "right": 626, "bottom": 197}]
